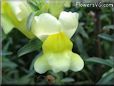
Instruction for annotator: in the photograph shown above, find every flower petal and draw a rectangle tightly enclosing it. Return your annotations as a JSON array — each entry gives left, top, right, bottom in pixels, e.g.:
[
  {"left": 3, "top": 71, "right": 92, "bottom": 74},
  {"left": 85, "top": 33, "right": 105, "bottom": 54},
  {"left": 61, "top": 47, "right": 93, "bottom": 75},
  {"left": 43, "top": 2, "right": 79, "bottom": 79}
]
[
  {"left": 34, "top": 55, "right": 50, "bottom": 74},
  {"left": 70, "top": 52, "right": 84, "bottom": 72},
  {"left": 42, "top": 32, "right": 73, "bottom": 53},
  {"left": 32, "top": 13, "right": 62, "bottom": 40},
  {"left": 59, "top": 11, "right": 79, "bottom": 38},
  {"left": 47, "top": 52, "right": 70, "bottom": 73},
  {"left": 8, "top": 0, "right": 32, "bottom": 21}
]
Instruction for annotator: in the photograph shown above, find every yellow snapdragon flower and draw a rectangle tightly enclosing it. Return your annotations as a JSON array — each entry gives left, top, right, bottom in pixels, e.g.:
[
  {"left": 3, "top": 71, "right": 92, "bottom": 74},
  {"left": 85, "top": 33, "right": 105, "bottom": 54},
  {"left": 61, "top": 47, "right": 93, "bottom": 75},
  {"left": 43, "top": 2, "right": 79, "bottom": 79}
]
[{"left": 34, "top": 32, "right": 84, "bottom": 74}]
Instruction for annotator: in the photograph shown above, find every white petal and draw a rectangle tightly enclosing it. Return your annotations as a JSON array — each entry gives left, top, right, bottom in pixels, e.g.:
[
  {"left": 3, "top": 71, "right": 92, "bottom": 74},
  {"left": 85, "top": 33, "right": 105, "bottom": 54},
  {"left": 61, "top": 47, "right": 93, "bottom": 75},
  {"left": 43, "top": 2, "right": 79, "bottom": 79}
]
[
  {"left": 34, "top": 55, "right": 50, "bottom": 74},
  {"left": 59, "top": 11, "right": 79, "bottom": 38},
  {"left": 32, "top": 13, "right": 62, "bottom": 40},
  {"left": 70, "top": 52, "right": 84, "bottom": 72},
  {"left": 47, "top": 52, "right": 70, "bottom": 73}
]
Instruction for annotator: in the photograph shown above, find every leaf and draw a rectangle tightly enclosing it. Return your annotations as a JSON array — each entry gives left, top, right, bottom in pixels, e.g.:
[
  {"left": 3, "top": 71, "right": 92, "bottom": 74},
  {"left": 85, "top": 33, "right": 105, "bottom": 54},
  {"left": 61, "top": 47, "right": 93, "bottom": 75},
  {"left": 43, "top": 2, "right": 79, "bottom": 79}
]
[
  {"left": 17, "top": 72, "right": 35, "bottom": 84},
  {"left": 109, "top": 56, "right": 114, "bottom": 67},
  {"left": 78, "top": 23, "right": 89, "bottom": 39},
  {"left": 26, "top": 12, "right": 36, "bottom": 31},
  {"left": 2, "top": 57, "right": 17, "bottom": 69},
  {"left": 17, "top": 38, "right": 42, "bottom": 57},
  {"left": 103, "top": 25, "right": 114, "bottom": 30},
  {"left": 97, "top": 69, "right": 114, "bottom": 85},
  {"left": 3, "top": 38, "right": 12, "bottom": 51},
  {"left": 2, "top": 51, "right": 12, "bottom": 56},
  {"left": 112, "top": 7, "right": 114, "bottom": 12},
  {"left": 86, "top": 57, "right": 113, "bottom": 67},
  {"left": 100, "top": 14, "right": 108, "bottom": 20},
  {"left": 27, "top": 0, "right": 39, "bottom": 11},
  {"left": 75, "top": 36, "right": 89, "bottom": 58},
  {"left": 61, "top": 78, "right": 75, "bottom": 83},
  {"left": 98, "top": 33, "right": 114, "bottom": 42}
]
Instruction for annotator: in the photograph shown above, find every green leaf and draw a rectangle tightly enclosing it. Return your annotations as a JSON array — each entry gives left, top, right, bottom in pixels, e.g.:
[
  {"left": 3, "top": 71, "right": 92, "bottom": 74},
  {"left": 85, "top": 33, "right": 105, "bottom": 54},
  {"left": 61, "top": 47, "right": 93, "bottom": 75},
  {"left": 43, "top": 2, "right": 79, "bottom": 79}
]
[
  {"left": 103, "top": 25, "right": 114, "bottom": 30},
  {"left": 17, "top": 38, "right": 42, "bottom": 57},
  {"left": 109, "top": 56, "right": 114, "bottom": 67},
  {"left": 26, "top": 12, "right": 36, "bottom": 31},
  {"left": 27, "top": 0, "right": 39, "bottom": 11},
  {"left": 86, "top": 57, "right": 113, "bottom": 67},
  {"left": 97, "top": 68, "right": 114, "bottom": 85},
  {"left": 100, "top": 14, "right": 108, "bottom": 20},
  {"left": 78, "top": 23, "right": 89, "bottom": 39},
  {"left": 61, "top": 78, "right": 75, "bottom": 83},
  {"left": 17, "top": 72, "right": 35, "bottom": 84},
  {"left": 112, "top": 7, "right": 114, "bottom": 12},
  {"left": 2, "top": 57, "right": 17, "bottom": 69},
  {"left": 98, "top": 33, "right": 114, "bottom": 42},
  {"left": 75, "top": 36, "right": 89, "bottom": 58}
]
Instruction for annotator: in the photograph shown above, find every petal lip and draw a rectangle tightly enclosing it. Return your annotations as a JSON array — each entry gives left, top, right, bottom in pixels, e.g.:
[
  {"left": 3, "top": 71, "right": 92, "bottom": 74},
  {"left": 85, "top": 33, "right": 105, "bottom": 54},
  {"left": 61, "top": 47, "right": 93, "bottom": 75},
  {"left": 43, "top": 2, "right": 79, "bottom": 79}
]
[
  {"left": 70, "top": 52, "right": 84, "bottom": 72},
  {"left": 34, "top": 55, "right": 50, "bottom": 74},
  {"left": 34, "top": 51, "right": 84, "bottom": 74},
  {"left": 46, "top": 52, "right": 70, "bottom": 73}
]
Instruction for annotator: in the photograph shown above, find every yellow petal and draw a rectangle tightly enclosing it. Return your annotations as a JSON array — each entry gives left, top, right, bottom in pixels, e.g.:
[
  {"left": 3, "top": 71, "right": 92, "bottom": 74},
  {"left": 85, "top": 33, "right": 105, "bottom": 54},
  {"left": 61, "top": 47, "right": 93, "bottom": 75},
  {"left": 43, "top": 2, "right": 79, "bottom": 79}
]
[{"left": 42, "top": 32, "right": 73, "bottom": 53}]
